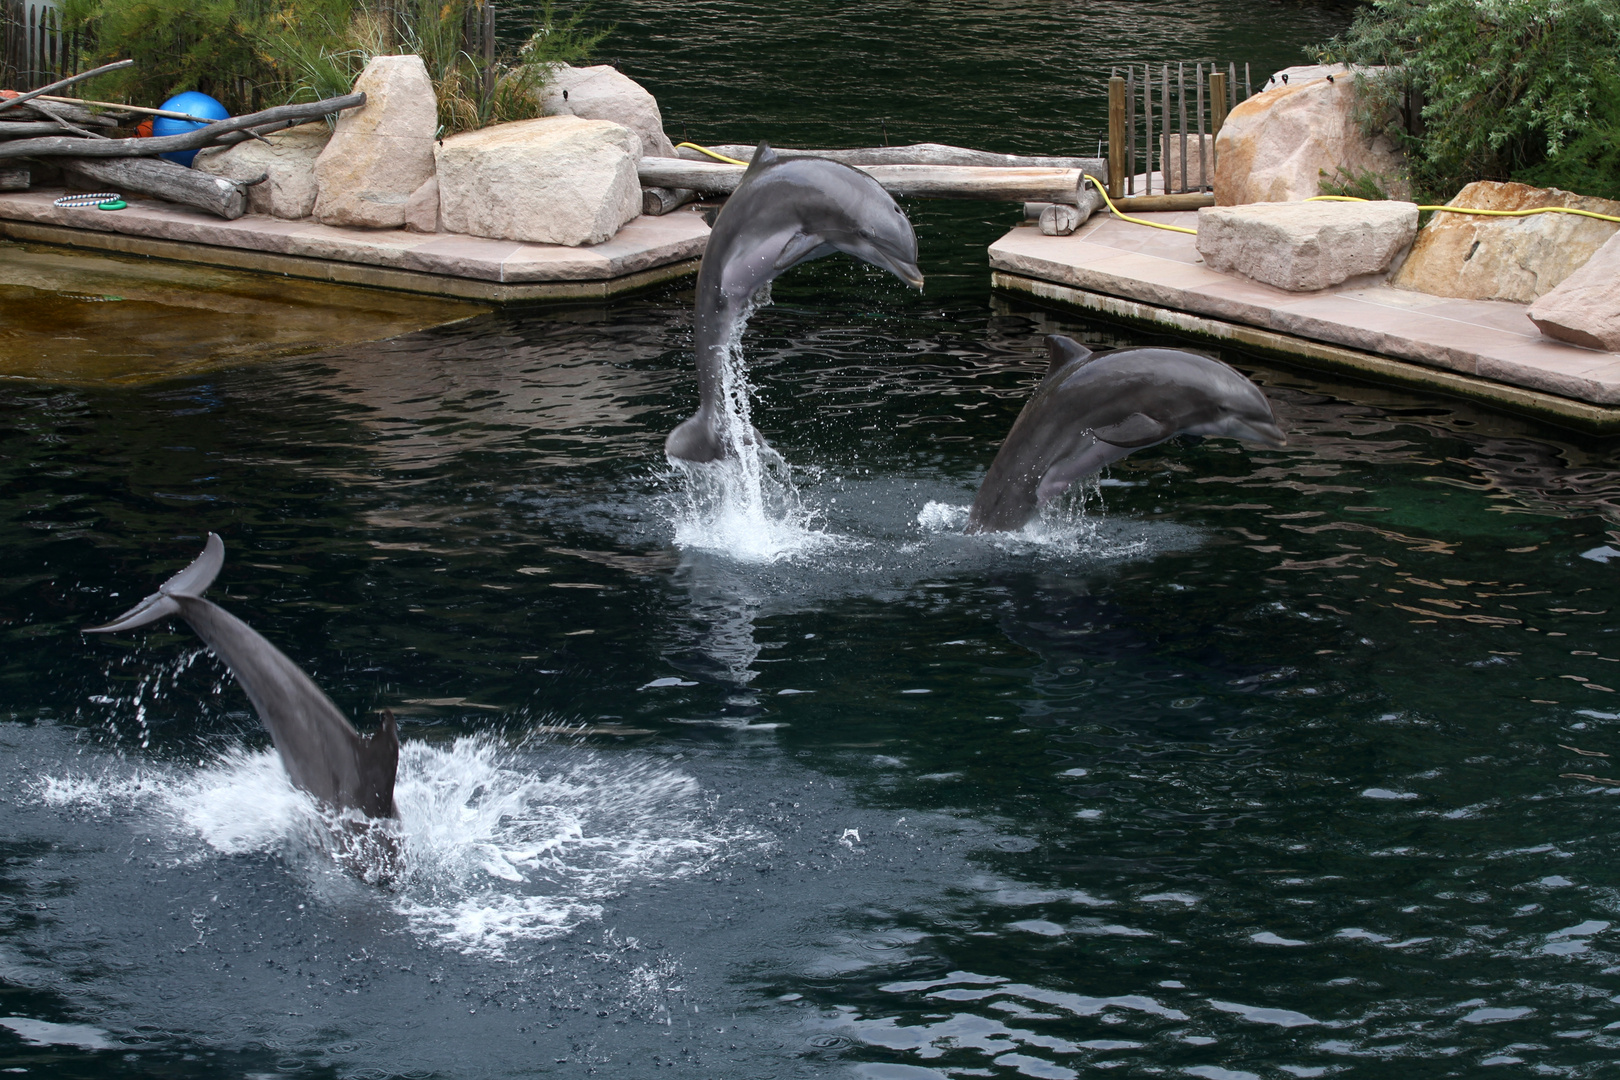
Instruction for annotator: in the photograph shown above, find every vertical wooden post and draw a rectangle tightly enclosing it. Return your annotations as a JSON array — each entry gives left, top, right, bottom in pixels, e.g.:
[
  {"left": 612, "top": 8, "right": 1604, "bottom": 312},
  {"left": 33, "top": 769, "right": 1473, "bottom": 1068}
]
[
  {"left": 1211, "top": 70, "right": 1231, "bottom": 139},
  {"left": 1125, "top": 67, "right": 1135, "bottom": 196},
  {"left": 1177, "top": 62, "right": 1188, "bottom": 195},
  {"left": 1143, "top": 65, "right": 1153, "bottom": 196},
  {"left": 1107, "top": 72, "right": 1126, "bottom": 200},
  {"left": 483, "top": 3, "right": 497, "bottom": 102},
  {"left": 1160, "top": 65, "right": 1170, "bottom": 193},
  {"left": 1196, "top": 62, "right": 1206, "bottom": 192}
]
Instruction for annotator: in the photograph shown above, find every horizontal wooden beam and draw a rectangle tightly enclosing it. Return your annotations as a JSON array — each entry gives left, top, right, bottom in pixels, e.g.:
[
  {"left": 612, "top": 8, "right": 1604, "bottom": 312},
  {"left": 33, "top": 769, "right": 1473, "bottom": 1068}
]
[
  {"left": 639, "top": 158, "right": 1090, "bottom": 204},
  {"left": 677, "top": 142, "right": 1106, "bottom": 178}
]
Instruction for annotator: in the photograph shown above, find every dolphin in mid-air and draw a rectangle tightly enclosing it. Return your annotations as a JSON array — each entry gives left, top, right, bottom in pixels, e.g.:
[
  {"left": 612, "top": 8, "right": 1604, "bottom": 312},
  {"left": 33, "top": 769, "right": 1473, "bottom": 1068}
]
[
  {"left": 665, "top": 142, "right": 924, "bottom": 463},
  {"left": 966, "top": 336, "right": 1286, "bottom": 533},
  {"left": 85, "top": 534, "right": 399, "bottom": 820}
]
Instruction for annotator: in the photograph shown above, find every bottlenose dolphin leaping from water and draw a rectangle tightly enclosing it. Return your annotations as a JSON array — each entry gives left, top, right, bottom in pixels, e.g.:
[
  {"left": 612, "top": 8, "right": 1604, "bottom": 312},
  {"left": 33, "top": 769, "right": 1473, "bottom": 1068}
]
[
  {"left": 85, "top": 534, "right": 399, "bottom": 819},
  {"left": 966, "top": 336, "right": 1286, "bottom": 533},
  {"left": 665, "top": 142, "right": 924, "bottom": 464}
]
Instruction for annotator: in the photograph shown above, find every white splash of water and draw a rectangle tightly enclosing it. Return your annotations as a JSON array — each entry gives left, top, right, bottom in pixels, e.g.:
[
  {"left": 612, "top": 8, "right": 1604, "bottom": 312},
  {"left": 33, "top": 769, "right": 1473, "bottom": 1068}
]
[
  {"left": 36, "top": 735, "right": 756, "bottom": 958},
  {"left": 668, "top": 288, "right": 845, "bottom": 563},
  {"left": 917, "top": 479, "right": 1147, "bottom": 559}
]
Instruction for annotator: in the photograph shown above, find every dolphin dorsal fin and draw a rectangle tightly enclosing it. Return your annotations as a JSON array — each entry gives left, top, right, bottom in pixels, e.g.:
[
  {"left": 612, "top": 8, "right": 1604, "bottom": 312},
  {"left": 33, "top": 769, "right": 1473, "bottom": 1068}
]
[
  {"left": 744, "top": 141, "right": 778, "bottom": 177},
  {"left": 1043, "top": 335, "right": 1094, "bottom": 379}
]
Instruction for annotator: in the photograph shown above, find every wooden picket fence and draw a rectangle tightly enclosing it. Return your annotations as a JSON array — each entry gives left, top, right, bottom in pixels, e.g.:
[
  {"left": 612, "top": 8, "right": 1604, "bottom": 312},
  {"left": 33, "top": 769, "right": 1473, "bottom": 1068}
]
[{"left": 1107, "top": 61, "right": 1258, "bottom": 200}]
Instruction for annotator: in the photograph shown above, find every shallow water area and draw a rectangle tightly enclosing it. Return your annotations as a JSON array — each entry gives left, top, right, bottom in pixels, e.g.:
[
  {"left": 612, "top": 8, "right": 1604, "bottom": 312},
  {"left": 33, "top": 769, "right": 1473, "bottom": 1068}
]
[{"left": 0, "top": 241, "right": 484, "bottom": 383}]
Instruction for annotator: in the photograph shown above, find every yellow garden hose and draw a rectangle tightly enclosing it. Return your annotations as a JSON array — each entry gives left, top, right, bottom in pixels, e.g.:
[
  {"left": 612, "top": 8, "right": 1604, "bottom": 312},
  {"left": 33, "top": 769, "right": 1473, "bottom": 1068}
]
[
  {"left": 1307, "top": 193, "right": 1620, "bottom": 224},
  {"left": 676, "top": 141, "right": 749, "bottom": 166},
  {"left": 1083, "top": 175, "right": 1199, "bottom": 235}
]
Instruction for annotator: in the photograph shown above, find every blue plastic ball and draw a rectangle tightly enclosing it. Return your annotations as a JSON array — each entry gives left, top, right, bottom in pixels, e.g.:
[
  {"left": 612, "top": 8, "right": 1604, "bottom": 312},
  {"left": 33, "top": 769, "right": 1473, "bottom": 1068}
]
[{"left": 153, "top": 91, "right": 229, "bottom": 167}]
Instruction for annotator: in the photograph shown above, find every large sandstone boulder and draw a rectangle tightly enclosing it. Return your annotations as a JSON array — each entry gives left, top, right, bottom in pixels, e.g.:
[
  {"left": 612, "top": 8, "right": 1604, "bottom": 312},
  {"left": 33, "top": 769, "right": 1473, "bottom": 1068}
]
[
  {"left": 1391, "top": 181, "right": 1620, "bottom": 303},
  {"left": 537, "top": 64, "right": 676, "bottom": 158},
  {"left": 1214, "top": 64, "right": 1407, "bottom": 205},
  {"left": 1198, "top": 199, "right": 1418, "bottom": 291},
  {"left": 194, "top": 122, "right": 330, "bottom": 220},
  {"left": 1528, "top": 232, "right": 1620, "bottom": 351},
  {"left": 313, "top": 55, "right": 437, "bottom": 229},
  {"left": 435, "top": 115, "right": 641, "bottom": 246}
]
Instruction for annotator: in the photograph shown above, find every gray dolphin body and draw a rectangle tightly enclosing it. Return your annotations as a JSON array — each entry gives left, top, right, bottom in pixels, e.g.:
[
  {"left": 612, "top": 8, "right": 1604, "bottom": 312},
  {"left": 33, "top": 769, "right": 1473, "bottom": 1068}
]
[
  {"left": 966, "top": 336, "right": 1287, "bottom": 533},
  {"left": 665, "top": 143, "right": 924, "bottom": 463},
  {"left": 85, "top": 534, "right": 399, "bottom": 819}
]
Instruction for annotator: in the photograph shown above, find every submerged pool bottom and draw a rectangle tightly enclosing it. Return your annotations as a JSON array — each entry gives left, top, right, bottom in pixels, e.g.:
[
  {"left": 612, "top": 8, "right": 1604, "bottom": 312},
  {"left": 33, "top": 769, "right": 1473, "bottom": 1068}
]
[{"left": 2, "top": 275, "right": 1619, "bottom": 1079}]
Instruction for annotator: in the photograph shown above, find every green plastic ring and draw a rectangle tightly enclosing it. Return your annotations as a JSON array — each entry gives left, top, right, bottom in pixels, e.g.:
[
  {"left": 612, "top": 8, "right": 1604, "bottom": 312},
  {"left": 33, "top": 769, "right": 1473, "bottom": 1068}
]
[{"left": 97, "top": 200, "right": 127, "bottom": 211}]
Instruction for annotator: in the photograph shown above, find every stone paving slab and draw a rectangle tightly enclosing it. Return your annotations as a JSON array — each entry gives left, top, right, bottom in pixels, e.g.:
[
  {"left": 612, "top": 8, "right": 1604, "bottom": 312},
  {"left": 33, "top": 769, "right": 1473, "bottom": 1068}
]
[
  {"left": 989, "top": 212, "right": 1620, "bottom": 410},
  {"left": 0, "top": 189, "right": 709, "bottom": 285}
]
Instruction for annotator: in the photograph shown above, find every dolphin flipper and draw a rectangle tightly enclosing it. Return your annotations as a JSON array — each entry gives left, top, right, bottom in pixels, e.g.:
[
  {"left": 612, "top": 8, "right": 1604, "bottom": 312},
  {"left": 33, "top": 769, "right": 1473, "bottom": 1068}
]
[
  {"left": 1036, "top": 438, "right": 1136, "bottom": 505},
  {"left": 86, "top": 535, "right": 398, "bottom": 820},
  {"left": 1092, "top": 412, "right": 1174, "bottom": 448},
  {"left": 664, "top": 408, "right": 771, "bottom": 465}
]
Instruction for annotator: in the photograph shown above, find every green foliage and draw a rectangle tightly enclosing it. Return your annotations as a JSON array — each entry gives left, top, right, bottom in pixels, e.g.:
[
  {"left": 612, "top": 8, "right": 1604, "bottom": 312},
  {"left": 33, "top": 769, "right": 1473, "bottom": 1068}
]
[
  {"left": 62, "top": 0, "right": 609, "bottom": 135},
  {"left": 60, "top": 0, "right": 332, "bottom": 113},
  {"left": 259, "top": 0, "right": 611, "bottom": 135},
  {"left": 1318, "top": 165, "right": 1393, "bottom": 200},
  {"left": 1314, "top": 0, "right": 1620, "bottom": 202}
]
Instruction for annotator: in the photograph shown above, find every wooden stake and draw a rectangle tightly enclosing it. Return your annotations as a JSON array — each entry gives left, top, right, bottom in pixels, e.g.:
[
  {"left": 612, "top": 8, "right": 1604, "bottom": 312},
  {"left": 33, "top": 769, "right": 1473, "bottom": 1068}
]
[{"left": 1107, "top": 73, "right": 1125, "bottom": 200}]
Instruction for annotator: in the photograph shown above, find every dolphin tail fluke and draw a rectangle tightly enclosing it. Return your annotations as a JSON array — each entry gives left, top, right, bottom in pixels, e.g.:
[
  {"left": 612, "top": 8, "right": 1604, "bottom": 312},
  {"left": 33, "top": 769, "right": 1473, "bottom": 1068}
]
[{"left": 84, "top": 533, "right": 226, "bottom": 634}]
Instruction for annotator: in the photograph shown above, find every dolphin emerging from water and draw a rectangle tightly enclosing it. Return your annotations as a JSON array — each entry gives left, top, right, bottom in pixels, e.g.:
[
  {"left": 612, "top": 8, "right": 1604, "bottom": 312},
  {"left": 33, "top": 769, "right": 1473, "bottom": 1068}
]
[
  {"left": 966, "top": 336, "right": 1287, "bottom": 533},
  {"left": 665, "top": 142, "right": 924, "bottom": 463},
  {"left": 85, "top": 534, "right": 399, "bottom": 819}
]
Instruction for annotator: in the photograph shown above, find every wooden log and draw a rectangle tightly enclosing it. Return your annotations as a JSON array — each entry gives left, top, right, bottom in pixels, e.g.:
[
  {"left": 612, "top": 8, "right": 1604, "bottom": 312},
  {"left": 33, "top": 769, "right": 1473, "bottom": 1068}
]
[
  {"left": 60, "top": 157, "right": 259, "bottom": 219},
  {"left": 1108, "top": 73, "right": 1126, "bottom": 200},
  {"left": 0, "top": 122, "right": 76, "bottom": 138},
  {"left": 1, "top": 101, "right": 118, "bottom": 127},
  {"left": 642, "top": 185, "right": 696, "bottom": 216},
  {"left": 0, "top": 167, "right": 29, "bottom": 190},
  {"left": 0, "top": 93, "right": 364, "bottom": 161},
  {"left": 676, "top": 142, "right": 1107, "bottom": 179},
  {"left": 0, "top": 59, "right": 134, "bottom": 115},
  {"left": 1112, "top": 191, "right": 1214, "bottom": 212},
  {"left": 639, "top": 158, "right": 1088, "bottom": 204}
]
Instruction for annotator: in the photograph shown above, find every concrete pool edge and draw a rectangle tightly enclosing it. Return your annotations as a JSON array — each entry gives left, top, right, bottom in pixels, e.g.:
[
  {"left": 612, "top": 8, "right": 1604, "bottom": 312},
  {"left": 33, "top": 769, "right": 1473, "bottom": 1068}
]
[
  {"left": 0, "top": 190, "right": 708, "bottom": 303},
  {"left": 993, "top": 271, "right": 1620, "bottom": 435},
  {"left": 989, "top": 211, "right": 1620, "bottom": 435}
]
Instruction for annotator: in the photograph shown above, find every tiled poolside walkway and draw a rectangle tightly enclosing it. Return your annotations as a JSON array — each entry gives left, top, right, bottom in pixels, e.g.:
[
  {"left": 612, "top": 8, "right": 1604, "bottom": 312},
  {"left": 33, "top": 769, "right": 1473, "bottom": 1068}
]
[
  {"left": 0, "top": 189, "right": 708, "bottom": 302},
  {"left": 990, "top": 211, "right": 1620, "bottom": 430}
]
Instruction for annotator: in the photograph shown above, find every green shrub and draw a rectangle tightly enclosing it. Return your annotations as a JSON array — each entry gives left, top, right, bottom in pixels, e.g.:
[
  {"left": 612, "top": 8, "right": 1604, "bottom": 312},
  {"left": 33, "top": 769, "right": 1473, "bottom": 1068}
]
[
  {"left": 1315, "top": 0, "right": 1620, "bottom": 202},
  {"left": 62, "top": 0, "right": 609, "bottom": 135}
]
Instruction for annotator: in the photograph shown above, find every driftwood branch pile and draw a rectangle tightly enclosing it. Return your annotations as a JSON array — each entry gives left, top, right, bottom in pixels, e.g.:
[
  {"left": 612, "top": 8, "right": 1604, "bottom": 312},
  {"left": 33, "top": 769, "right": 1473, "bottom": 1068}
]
[{"left": 0, "top": 60, "right": 364, "bottom": 219}]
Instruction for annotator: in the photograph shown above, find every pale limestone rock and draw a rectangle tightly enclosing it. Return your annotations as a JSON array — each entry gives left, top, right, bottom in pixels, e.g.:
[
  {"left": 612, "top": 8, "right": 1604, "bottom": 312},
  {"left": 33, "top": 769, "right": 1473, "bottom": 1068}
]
[
  {"left": 537, "top": 64, "right": 676, "bottom": 158},
  {"left": 1197, "top": 199, "right": 1418, "bottom": 291},
  {"left": 1528, "top": 231, "right": 1620, "bottom": 351},
  {"left": 1214, "top": 63, "right": 1407, "bottom": 206},
  {"left": 1159, "top": 133, "right": 1215, "bottom": 192},
  {"left": 435, "top": 115, "right": 640, "bottom": 246},
  {"left": 313, "top": 55, "right": 437, "bottom": 229},
  {"left": 1392, "top": 181, "right": 1620, "bottom": 302},
  {"left": 193, "top": 122, "right": 330, "bottom": 219},
  {"left": 404, "top": 175, "right": 439, "bottom": 233}
]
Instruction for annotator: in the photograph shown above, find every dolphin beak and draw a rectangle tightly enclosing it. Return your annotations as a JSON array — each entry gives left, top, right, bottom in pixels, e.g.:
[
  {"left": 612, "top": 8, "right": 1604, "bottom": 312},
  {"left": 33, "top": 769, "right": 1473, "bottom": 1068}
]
[
  {"left": 1253, "top": 421, "right": 1287, "bottom": 447},
  {"left": 866, "top": 248, "right": 924, "bottom": 291}
]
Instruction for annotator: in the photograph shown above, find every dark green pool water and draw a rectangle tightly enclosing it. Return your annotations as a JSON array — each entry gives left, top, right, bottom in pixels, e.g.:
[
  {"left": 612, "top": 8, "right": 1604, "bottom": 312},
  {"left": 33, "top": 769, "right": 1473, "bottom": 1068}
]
[{"left": 8, "top": 3, "right": 1620, "bottom": 1079}]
